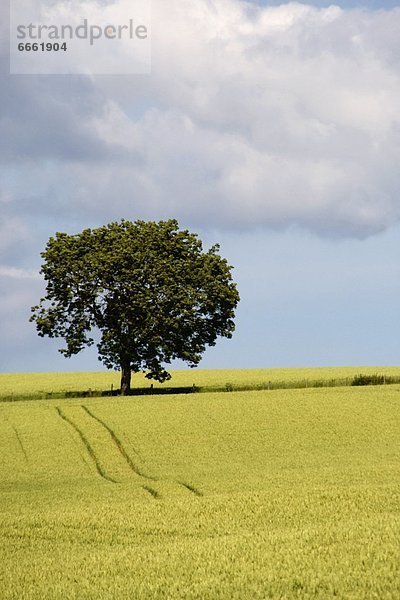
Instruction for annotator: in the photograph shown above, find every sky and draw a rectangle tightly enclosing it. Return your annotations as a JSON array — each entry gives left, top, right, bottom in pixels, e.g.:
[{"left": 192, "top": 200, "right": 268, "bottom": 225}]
[{"left": 1, "top": 0, "right": 400, "bottom": 373}]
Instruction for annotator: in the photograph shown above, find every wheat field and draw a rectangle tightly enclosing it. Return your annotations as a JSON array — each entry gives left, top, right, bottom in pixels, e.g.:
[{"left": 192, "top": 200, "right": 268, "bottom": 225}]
[{"left": 1, "top": 372, "right": 400, "bottom": 598}]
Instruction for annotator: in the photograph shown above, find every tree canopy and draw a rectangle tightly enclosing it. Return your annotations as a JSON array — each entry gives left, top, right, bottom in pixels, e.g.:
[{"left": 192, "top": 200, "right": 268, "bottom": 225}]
[{"left": 30, "top": 219, "right": 240, "bottom": 394}]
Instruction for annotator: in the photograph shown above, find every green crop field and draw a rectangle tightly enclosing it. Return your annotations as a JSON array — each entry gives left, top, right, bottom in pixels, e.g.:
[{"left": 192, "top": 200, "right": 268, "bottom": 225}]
[{"left": 1, "top": 371, "right": 400, "bottom": 598}]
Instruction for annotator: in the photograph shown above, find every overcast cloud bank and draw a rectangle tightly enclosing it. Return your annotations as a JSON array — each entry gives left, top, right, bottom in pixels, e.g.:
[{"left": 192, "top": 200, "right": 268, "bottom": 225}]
[{"left": 2, "top": 1, "right": 400, "bottom": 242}]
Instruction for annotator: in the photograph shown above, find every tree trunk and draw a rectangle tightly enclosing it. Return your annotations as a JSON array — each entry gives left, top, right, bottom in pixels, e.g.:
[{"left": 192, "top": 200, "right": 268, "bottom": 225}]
[{"left": 120, "top": 361, "right": 132, "bottom": 395}]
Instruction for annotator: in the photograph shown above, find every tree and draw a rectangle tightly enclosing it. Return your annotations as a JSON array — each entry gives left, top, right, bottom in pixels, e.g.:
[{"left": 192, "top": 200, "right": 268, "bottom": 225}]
[{"left": 30, "top": 219, "right": 240, "bottom": 394}]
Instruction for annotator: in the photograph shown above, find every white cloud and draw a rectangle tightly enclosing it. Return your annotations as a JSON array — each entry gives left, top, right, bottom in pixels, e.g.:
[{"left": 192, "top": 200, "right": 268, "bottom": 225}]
[
  {"left": 81, "top": 1, "right": 400, "bottom": 236},
  {"left": 0, "top": 266, "right": 40, "bottom": 280},
  {"left": 2, "top": 0, "right": 400, "bottom": 237},
  {"left": 0, "top": 216, "right": 33, "bottom": 259}
]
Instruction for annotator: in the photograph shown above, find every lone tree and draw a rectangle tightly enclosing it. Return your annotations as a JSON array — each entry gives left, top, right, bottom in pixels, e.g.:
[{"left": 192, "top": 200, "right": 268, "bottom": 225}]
[{"left": 30, "top": 219, "right": 240, "bottom": 394}]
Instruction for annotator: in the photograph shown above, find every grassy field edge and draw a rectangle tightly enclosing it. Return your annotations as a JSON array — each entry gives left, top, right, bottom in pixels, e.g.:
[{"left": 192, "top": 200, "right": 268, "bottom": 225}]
[{"left": 1, "top": 366, "right": 400, "bottom": 401}]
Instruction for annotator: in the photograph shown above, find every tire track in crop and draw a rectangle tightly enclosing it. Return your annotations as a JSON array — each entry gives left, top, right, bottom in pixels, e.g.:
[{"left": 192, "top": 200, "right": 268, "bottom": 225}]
[
  {"left": 2, "top": 413, "right": 29, "bottom": 464},
  {"left": 81, "top": 406, "right": 203, "bottom": 497},
  {"left": 177, "top": 481, "right": 203, "bottom": 497},
  {"left": 11, "top": 424, "right": 28, "bottom": 463},
  {"left": 56, "top": 405, "right": 203, "bottom": 497},
  {"left": 81, "top": 405, "right": 157, "bottom": 481},
  {"left": 81, "top": 407, "right": 145, "bottom": 462},
  {"left": 142, "top": 485, "right": 161, "bottom": 499},
  {"left": 56, "top": 407, "right": 116, "bottom": 483}
]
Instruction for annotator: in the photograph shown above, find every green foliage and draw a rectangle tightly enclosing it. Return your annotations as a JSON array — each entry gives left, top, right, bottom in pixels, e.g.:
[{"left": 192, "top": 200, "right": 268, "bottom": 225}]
[
  {"left": 352, "top": 373, "right": 386, "bottom": 386},
  {"left": 1, "top": 385, "right": 400, "bottom": 598},
  {"left": 30, "top": 220, "right": 239, "bottom": 391}
]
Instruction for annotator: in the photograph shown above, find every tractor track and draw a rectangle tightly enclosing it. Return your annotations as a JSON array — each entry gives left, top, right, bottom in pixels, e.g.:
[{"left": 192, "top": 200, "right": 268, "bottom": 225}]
[
  {"left": 56, "top": 406, "right": 203, "bottom": 498},
  {"left": 177, "top": 481, "right": 203, "bottom": 496},
  {"left": 142, "top": 485, "right": 161, "bottom": 499},
  {"left": 81, "top": 406, "right": 203, "bottom": 496},
  {"left": 11, "top": 424, "right": 28, "bottom": 464},
  {"left": 56, "top": 407, "right": 116, "bottom": 483},
  {"left": 81, "top": 405, "right": 157, "bottom": 481}
]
